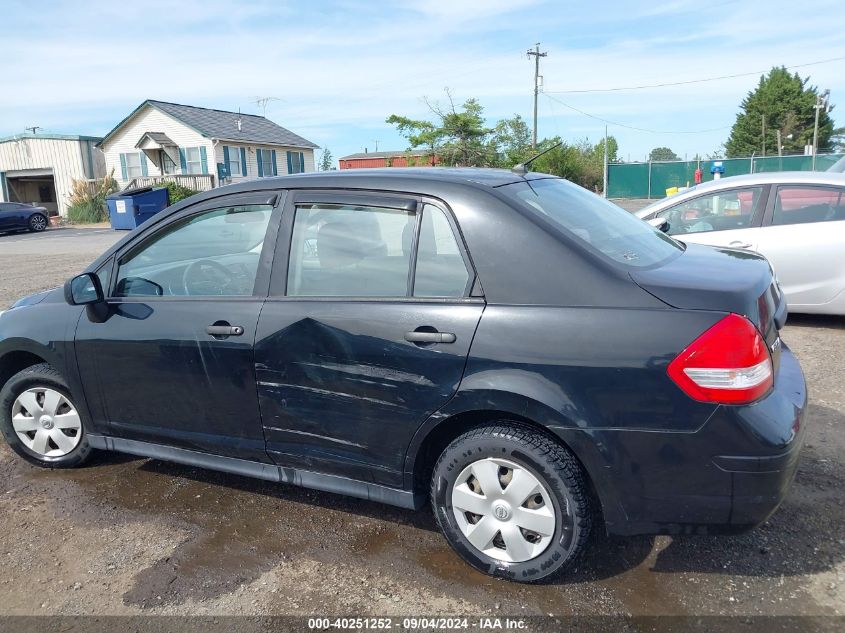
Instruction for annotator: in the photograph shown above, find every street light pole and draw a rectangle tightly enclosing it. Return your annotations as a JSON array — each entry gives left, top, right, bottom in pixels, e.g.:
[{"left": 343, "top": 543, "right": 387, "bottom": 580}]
[
  {"left": 812, "top": 89, "right": 830, "bottom": 170},
  {"left": 527, "top": 43, "right": 547, "bottom": 149}
]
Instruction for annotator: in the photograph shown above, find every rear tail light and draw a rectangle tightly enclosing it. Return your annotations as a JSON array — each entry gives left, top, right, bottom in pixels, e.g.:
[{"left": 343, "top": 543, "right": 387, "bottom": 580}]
[{"left": 667, "top": 313, "right": 773, "bottom": 404}]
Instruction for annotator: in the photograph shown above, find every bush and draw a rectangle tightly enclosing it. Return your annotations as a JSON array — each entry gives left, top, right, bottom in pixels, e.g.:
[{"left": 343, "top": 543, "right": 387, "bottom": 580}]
[
  {"left": 66, "top": 170, "right": 119, "bottom": 224},
  {"left": 153, "top": 180, "right": 200, "bottom": 204}
]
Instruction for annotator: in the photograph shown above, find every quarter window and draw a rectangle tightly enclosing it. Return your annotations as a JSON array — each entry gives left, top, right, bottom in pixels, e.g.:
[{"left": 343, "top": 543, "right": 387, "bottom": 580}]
[
  {"left": 772, "top": 186, "right": 845, "bottom": 226},
  {"left": 413, "top": 205, "right": 471, "bottom": 297},
  {"left": 657, "top": 187, "right": 764, "bottom": 235},
  {"left": 287, "top": 203, "right": 415, "bottom": 297},
  {"left": 114, "top": 204, "right": 273, "bottom": 297}
]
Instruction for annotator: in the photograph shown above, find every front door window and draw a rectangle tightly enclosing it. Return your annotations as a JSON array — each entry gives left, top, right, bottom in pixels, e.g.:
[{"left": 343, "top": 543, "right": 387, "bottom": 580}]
[{"left": 657, "top": 187, "right": 764, "bottom": 235}]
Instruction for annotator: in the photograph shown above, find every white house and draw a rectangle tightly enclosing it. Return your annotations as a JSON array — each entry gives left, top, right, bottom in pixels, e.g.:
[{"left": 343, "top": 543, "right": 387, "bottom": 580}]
[
  {"left": 97, "top": 100, "right": 318, "bottom": 190},
  {"left": 0, "top": 133, "right": 105, "bottom": 216}
]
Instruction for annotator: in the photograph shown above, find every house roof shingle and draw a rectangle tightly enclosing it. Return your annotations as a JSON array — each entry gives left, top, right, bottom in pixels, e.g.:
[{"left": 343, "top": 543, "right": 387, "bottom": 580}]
[{"left": 99, "top": 100, "right": 319, "bottom": 149}]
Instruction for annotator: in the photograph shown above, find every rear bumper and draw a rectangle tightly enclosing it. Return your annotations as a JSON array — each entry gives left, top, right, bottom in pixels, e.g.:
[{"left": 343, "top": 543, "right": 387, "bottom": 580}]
[{"left": 557, "top": 343, "right": 807, "bottom": 536}]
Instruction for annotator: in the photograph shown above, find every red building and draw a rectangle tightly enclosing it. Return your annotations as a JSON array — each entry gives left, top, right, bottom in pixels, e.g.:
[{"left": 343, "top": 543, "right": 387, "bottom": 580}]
[{"left": 338, "top": 150, "right": 438, "bottom": 170}]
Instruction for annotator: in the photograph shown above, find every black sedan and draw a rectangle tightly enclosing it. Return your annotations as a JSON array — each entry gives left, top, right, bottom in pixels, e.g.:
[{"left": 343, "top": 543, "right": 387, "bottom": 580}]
[
  {"left": 0, "top": 168, "right": 806, "bottom": 582},
  {"left": 0, "top": 202, "right": 49, "bottom": 233}
]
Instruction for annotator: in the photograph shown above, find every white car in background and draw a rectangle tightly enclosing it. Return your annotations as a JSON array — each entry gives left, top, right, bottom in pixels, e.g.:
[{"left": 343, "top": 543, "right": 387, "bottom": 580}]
[{"left": 636, "top": 171, "right": 845, "bottom": 315}]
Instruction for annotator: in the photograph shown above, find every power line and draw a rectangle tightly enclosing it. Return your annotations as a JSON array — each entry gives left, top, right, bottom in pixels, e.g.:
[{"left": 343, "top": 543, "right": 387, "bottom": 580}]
[
  {"left": 542, "top": 93, "right": 732, "bottom": 135},
  {"left": 544, "top": 54, "right": 845, "bottom": 94}
]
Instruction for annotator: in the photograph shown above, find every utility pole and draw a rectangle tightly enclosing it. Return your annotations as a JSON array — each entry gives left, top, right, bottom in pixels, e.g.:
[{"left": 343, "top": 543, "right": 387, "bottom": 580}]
[
  {"left": 372, "top": 140, "right": 380, "bottom": 152},
  {"left": 602, "top": 125, "right": 608, "bottom": 198},
  {"left": 777, "top": 129, "right": 782, "bottom": 157},
  {"left": 812, "top": 88, "right": 830, "bottom": 170},
  {"left": 761, "top": 114, "right": 766, "bottom": 157},
  {"left": 527, "top": 43, "right": 547, "bottom": 149}
]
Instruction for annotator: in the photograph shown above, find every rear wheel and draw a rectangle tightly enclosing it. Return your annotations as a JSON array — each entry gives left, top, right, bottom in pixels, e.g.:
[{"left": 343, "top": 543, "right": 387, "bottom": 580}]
[
  {"left": 0, "top": 364, "right": 92, "bottom": 468},
  {"left": 431, "top": 423, "right": 591, "bottom": 582},
  {"left": 28, "top": 213, "right": 48, "bottom": 232}
]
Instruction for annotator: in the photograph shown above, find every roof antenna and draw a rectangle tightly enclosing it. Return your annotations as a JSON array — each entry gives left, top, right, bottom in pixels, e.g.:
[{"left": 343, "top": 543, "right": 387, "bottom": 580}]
[
  {"left": 236, "top": 109, "right": 242, "bottom": 132},
  {"left": 512, "top": 141, "right": 562, "bottom": 175}
]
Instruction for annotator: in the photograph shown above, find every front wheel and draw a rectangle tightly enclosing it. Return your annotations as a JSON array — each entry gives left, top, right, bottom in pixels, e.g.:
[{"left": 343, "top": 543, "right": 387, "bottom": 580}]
[
  {"left": 430, "top": 423, "right": 591, "bottom": 582},
  {"left": 28, "top": 213, "right": 48, "bottom": 232},
  {"left": 0, "top": 363, "right": 92, "bottom": 468}
]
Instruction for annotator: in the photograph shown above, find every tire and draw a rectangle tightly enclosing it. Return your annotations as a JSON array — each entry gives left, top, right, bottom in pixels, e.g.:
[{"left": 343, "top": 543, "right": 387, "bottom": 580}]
[
  {"left": 431, "top": 423, "right": 591, "bottom": 583},
  {"left": 0, "top": 363, "right": 92, "bottom": 468},
  {"left": 28, "top": 213, "right": 48, "bottom": 232}
]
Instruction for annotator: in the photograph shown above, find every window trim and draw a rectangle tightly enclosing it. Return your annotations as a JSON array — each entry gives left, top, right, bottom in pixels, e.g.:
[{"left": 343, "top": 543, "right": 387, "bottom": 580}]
[
  {"left": 105, "top": 191, "right": 284, "bottom": 300},
  {"left": 657, "top": 184, "right": 770, "bottom": 234},
  {"left": 267, "top": 189, "right": 479, "bottom": 301},
  {"left": 763, "top": 183, "right": 845, "bottom": 227},
  {"left": 225, "top": 145, "right": 242, "bottom": 178}
]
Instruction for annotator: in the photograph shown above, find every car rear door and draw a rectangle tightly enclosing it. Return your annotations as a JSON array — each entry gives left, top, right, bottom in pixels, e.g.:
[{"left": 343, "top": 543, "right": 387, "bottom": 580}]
[
  {"left": 753, "top": 184, "right": 845, "bottom": 308},
  {"left": 74, "top": 191, "right": 282, "bottom": 460},
  {"left": 254, "top": 191, "right": 484, "bottom": 487}
]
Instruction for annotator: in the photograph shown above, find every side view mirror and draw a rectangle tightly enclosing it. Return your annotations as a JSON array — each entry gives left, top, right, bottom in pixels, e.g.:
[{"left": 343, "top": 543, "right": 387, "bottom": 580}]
[
  {"left": 646, "top": 217, "right": 670, "bottom": 233},
  {"left": 64, "top": 273, "right": 104, "bottom": 306}
]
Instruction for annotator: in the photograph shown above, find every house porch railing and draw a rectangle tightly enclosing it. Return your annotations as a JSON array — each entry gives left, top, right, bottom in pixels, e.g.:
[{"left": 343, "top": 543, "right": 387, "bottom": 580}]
[{"left": 125, "top": 174, "right": 215, "bottom": 192}]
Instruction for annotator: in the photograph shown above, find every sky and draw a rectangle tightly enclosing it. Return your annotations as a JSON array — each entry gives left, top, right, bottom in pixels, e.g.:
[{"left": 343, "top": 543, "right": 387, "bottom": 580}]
[{"left": 1, "top": 0, "right": 844, "bottom": 165}]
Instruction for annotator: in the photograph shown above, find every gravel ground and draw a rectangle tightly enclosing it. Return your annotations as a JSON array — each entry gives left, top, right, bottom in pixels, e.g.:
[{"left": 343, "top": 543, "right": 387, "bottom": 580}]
[{"left": 0, "top": 225, "right": 842, "bottom": 619}]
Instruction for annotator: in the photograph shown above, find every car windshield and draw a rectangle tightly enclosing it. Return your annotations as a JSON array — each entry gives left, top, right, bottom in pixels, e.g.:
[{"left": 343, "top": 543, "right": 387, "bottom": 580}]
[{"left": 501, "top": 178, "right": 683, "bottom": 269}]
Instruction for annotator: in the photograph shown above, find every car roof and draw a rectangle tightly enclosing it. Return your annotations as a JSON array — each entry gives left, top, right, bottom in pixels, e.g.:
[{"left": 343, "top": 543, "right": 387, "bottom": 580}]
[{"left": 636, "top": 171, "right": 845, "bottom": 217}]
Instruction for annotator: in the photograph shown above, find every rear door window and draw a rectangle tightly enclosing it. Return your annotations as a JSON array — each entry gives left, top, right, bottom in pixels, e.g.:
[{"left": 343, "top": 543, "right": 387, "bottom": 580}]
[
  {"left": 287, "top": 203, "right": 415, "bottom": 297},
  {"left": 771, "top": 186, "right": 845, "bottom": 225}
]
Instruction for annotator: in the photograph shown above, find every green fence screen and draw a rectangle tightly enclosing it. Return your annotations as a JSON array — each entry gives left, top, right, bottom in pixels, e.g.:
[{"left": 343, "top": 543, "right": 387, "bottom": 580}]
[{"left": 608, "top": 153, "right": 845, "bottom": 199}]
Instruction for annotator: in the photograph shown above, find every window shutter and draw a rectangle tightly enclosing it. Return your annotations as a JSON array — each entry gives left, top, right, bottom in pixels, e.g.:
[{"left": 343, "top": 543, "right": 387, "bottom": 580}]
[
  {"left": 119, "top": 154, "right": 128, "bottom": 180},
  {"left": 286, "top": 151, "right": 293, "bottom": 174},
  {"left": 299, "top": 152, "right": 305, "bottom": 173},
  {"left": 179, "top": 148, "right": 187, "bottom": 173},
  {"left": 140, "top": 153, "right": 149, "bottom": 177},
  {"left": 256, "top": 149, "right": 264, "bottom": 177},
  {"left": 223, "top": 146, "right": 230, "bottom": 177},
  {"left": 271, "top": 150, "right": 278, "bottom": 176},
  {"left": 240, "top": 147, "right": 247, "bottom": 176},
  {"left": 199, "top": 146, "right": 208, "bottom": 174}
]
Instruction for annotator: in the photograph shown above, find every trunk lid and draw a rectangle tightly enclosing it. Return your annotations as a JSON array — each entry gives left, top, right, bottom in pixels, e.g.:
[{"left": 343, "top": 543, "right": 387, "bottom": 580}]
[{"left": 630, "top": 243, "right": 786, "bottom": 368}]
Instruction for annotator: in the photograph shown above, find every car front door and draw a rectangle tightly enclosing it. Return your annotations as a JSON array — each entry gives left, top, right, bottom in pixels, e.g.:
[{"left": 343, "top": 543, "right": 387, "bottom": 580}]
[
  {"left": 0, "top": 203, "right": 23, "bottom": 231},
  {"left": 254, "top": 192, "right": 484, "bottom": 487},
  {"left": 74, "top": 192, "right": 282, "bottom": 460},
  {"left": 653, "top": 185, "right": 768, "bottom": 251},
  {"left": 754, "top": 184, "right": 845, "bottom": 308}
]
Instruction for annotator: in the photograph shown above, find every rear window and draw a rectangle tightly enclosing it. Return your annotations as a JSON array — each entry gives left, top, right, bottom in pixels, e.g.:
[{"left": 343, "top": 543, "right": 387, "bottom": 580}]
[{"left": 501, "top": 178, "right": 683, "bottom": 269}]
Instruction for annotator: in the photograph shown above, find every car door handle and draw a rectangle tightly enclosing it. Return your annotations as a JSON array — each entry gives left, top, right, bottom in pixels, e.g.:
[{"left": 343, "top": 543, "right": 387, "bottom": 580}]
[
  {"left": 206, "top": 324, "right": 244, "bottom": 337},
  {"left": 404, "top": 330, "right": 456, "bottom": 344},
  {"left": 729, "top": 241, "right": 753, "bottom": 248}
]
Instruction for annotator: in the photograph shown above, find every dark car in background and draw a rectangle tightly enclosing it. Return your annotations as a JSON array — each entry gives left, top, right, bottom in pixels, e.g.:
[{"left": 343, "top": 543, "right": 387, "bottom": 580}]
[
  {"left": 0, "top": 169, "right": 806, "bottom": 583},
  {"left": 0, "top": 202, "right": 49, "bottom": 233}
]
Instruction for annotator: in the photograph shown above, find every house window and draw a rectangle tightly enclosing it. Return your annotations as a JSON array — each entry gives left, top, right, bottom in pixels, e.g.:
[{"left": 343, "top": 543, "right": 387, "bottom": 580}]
[
  {"left": 124, "top": 152, "right": 143, "bottom": 178},
  {"left": 287, "top": 151, "right": 305, "bottom": 174},
  {"left": 161, "top": 151, "right": 178, "bottom": 175},
  {"left": 184, "top": 147, "right": 203, "bottom": 174},
  {"left": 226, "top": 146, "right": 241, "bottom": 177},
  {"left": 261, "top": 151, "right": 275, "bottom": 177}
]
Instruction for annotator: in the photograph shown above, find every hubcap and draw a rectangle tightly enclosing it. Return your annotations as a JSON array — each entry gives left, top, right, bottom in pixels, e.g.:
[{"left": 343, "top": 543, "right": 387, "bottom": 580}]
[
  {"left": 11, "top": 387, "right": 81, "bottom": 457},
  {"left": 451, "top": 458, "right": 559, "bottom": 563},
  {"left": 32, "top": 216, "right": 46, "bottom": 230}
]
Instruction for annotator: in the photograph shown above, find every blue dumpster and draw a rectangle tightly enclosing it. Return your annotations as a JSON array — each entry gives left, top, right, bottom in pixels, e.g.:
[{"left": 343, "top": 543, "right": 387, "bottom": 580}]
[{"left": 106, "top": 187, "right": 170, "bottom": 230}]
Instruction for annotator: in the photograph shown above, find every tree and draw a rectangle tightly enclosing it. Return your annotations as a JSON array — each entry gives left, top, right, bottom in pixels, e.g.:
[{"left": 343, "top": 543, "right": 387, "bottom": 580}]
[
  {"left": 387, "top": 89, "right": 494, "bottom": 166},
  {"left": 725, "top": 67, "right": 835, "bottom": 157},
  {"left": 832, "top": 127, "right": 845, "bottom": 152},
  {"left": 319, "top": 148, "right": 334, "bottom": 171},
  {"left": 649, "top": 147, "right": 680, "bottom": 161},
  {"left": 490, "top": 114, "right": 532, "bottom": 167}
]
